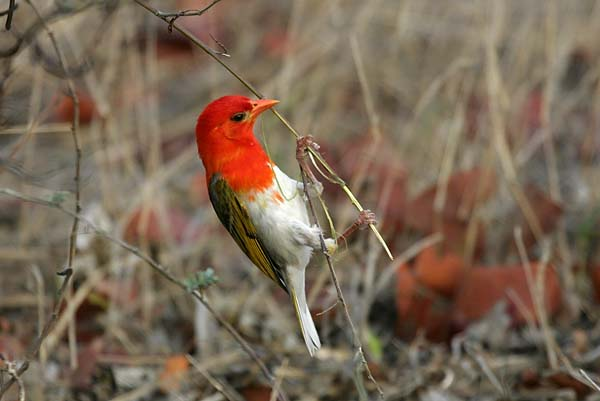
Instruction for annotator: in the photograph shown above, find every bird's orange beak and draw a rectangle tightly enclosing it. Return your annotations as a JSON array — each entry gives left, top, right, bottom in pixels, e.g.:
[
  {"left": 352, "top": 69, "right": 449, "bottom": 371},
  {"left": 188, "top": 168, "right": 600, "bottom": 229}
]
[{"left": 251, "top": 98, "right": 279, "bottom": 117}]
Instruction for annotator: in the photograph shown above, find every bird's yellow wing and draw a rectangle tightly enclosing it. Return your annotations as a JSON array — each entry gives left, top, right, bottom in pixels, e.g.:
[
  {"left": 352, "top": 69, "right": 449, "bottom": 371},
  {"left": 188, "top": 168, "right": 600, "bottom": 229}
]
[{"left": 208, "top": 174, "right": 288, "bottom": 292}]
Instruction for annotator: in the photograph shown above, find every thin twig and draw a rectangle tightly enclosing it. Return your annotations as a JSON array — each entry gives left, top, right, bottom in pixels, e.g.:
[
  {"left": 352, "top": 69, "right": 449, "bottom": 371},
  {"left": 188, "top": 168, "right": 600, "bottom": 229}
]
[
  {"left": 187, "top": 354, "right": 245, "bottom": 401},
  {"left": 464, "top": 343, "right": 506, "bottom": 397},
  {"left": 42, "top": 269, "right": 106, "bottom": 357},
  {"left": 209, "top": 33, "right": 230, "bottom": 58},
  {"left": 0, "top": 188, "right": 286, "bottom": 401},
  {"left": 269, "top": 359, "right": 288, "bottom": 401},
  {"left": 133, "top": 0, "right": 393, "bottom": 261},
  {"left": 24, "top": 0, "right": 82, "bottom": 370},
  {"left": 1, "top": 0, "right": 16, "bottom": 30},
  {"left": 579, "top": 369, "right": 600, "bottom": 393},
  {"left": 514, "top": 227, "right": 558, "bottom": 369},
  {"left": 485, "top": 1, "right": 545, "bottom": 243},
  {"left": 299, "top": 171, "right": 384, "bottom": 400},
  {"left": 23, "top": 0, "right": 82, "bottom": 271},
  {"left": 315, "top": 300, "right": 339, "bottom": 317},
  {"left": 154, "top": 0, "right": 222, "bottom": 32}
]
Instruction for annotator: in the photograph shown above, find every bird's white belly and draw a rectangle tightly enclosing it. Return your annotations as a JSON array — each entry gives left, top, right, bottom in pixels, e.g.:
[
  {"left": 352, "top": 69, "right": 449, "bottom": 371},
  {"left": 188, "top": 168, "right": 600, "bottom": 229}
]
[{"left": 243, "top": 166, "right": 314, "bottom": 268}]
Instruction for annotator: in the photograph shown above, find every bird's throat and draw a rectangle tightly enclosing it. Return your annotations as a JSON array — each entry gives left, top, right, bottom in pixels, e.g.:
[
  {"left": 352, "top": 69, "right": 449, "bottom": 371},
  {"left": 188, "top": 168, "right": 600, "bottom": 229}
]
[{"left": 203, "top": 136, "right": 275, "bottom": 193}]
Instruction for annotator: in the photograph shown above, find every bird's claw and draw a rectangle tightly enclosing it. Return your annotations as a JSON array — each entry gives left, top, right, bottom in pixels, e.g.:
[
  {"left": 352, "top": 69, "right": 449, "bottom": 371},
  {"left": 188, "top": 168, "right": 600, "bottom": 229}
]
[
  {"left": 296, "top": 135, "right": 320, "bottom": 161},
  {"left": 357, "top": 210, "right": 377, "bottom": 229},
  {"left": 295, "top": 135, "right": 322, "bottom": 188},
  {"left": 335, "top": 210, "right": 377, "bottom": 246}
]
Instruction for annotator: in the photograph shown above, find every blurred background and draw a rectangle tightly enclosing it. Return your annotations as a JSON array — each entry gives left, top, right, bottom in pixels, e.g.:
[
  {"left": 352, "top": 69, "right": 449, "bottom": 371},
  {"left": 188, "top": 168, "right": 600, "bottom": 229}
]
[{"left": 1, "top": 0, "right": 600, "bottom": 400}]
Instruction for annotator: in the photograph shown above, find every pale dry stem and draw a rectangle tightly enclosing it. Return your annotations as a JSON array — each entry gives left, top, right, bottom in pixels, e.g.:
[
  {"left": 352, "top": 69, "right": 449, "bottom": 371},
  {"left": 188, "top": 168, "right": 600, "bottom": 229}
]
[
  {"left": 514, "top": 227, "right": 558, "bottom": 369},
  {"left": 24, "top": 0, "right": 83, "bottom": 371}
]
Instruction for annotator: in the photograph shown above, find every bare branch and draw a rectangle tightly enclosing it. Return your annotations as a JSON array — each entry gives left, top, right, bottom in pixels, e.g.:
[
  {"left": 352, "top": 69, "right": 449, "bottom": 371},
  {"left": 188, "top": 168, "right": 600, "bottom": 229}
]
[
  {"left": 1, "top": 0, "right": 17, "bottom": 30},
  {"left": 209, "top": 33, "right": 230, "bottom": 58},
  {"left": 153, "top": 0, "right": 222, "bottom": 33}
]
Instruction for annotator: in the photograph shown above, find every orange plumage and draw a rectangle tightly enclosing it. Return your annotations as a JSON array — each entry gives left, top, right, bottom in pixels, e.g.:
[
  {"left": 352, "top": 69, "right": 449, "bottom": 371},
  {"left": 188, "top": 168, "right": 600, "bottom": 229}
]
[
  {"left": 195, "top": 95, "right": 335, "bottom": 356},
  {"left": 196, "top": 96, "right": 275, "bottom": 193}
]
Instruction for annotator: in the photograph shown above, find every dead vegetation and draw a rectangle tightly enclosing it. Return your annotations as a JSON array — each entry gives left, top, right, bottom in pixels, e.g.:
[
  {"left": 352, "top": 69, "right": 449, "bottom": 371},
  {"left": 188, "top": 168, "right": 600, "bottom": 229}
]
[{"left": 1, "top": 0, "right": 600, "bottom": 400}]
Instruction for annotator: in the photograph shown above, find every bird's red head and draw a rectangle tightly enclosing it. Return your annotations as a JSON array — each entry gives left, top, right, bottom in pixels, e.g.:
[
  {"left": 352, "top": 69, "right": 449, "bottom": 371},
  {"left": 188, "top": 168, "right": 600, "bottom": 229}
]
[{"left": 195, "top": 95, "right": 279, "bottom": 192}]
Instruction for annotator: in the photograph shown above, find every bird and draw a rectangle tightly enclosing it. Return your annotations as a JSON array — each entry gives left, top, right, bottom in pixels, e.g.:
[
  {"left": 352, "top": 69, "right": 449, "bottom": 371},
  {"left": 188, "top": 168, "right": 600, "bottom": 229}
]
[{"left": 194, "top": 95, "right": 337, "bottom": 356}]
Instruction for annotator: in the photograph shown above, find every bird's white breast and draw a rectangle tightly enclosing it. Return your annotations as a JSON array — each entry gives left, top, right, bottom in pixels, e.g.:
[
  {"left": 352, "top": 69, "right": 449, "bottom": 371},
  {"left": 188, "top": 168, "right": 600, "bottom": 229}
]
[{"left": 242, "top": 165, "right": 314, "bottom": 268}]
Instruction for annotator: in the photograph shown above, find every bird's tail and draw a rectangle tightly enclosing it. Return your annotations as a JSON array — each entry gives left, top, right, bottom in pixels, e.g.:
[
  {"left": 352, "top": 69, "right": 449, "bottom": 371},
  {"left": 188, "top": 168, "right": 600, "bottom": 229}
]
[{"left": 287, "top": 267, "right": 321, "bottom": 357}]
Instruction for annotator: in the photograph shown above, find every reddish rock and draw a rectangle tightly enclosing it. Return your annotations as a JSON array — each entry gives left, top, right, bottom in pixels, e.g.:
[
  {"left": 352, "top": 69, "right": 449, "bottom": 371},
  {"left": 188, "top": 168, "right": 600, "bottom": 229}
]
[{"left": 453, "top": 263, "right": 561, "bottom": 325}]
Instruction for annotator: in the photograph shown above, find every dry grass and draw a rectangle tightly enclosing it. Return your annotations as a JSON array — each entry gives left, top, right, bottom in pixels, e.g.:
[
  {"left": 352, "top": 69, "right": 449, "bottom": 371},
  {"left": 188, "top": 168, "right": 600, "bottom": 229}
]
[{"left": 1, "top": 0, "right": 600, "bottom": 400}]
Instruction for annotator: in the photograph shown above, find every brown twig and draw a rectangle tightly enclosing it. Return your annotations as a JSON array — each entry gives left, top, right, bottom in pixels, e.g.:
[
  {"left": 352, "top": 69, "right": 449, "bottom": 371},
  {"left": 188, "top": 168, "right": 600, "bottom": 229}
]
[
  {"left": 153, "top": 0, "right": 222, "bottom": 33},
  {"left": 23, "top": 0, "right": 81, "bottom": 276},
  {"left": 24, "top": 0, "right": 82, "bottom": 370},
  {"left": 298, "top": 170, "right": 384, "bottom": 400},
  {"left": 0, "top": 188, "right": 286, "bottom": 401},
  {"left": 208, "top": 33, "right": 230, "bottom": 57},
  {"left": 0, "top": 1, "right": 96, "bottom": 59},
  {"left": 1, "top": 0, "right": 17, "bottom": 30},
  {"left": 0, "top": 267, "right": 73, "bottom": 398}
]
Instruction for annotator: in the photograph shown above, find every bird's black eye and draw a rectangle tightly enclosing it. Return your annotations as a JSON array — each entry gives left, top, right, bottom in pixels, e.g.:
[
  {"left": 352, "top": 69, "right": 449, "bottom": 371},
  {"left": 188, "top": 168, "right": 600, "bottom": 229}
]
[{"left": 230, "top": 112, "right": 246, "bottom": 122}]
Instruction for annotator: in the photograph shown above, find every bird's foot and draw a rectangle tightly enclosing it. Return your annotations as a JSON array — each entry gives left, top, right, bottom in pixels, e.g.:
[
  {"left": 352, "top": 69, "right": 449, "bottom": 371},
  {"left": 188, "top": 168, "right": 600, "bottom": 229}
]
[
  {"left": 324, "top": 237, "right": 338, "bottom": 255},
  {"left": 336, "top": 210, "right": 377, "bottom": 245},
  {"left": 295, "top": 135, "right": 322, "bottom": 189},
  {"left": 356, "top": 210, "right": 377, "bottom": 229},
  {"left": 295, "top": 135, "right": 321, "bottom": 160}
]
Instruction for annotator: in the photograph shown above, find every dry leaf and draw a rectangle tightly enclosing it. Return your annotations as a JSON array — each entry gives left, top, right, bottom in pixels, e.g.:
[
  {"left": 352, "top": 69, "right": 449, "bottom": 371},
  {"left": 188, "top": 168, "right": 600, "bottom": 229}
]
[
  {"left": 240, "top": 384, "right": 271, "bottom": 401},
  {"left": 405, "top": 168, "right": 495, "bottom": 256},
  {"left": 53, "top": 90, "right": 97, "bottom": 125},
  {"left": 396, "top": 262, "right": 453, "bottom": 342},
  {"left": 406, "top": 168, "right": 497, "bottom": 230},
  {"left": 158, "top": 354, "right": 190, "bottom": 393},
  {"left": 547, "top": 371, "right": 591, "bottom": 398},
  {"left": 453, "top": 263, "right": 561, "bottom": 325},
  {"left": 414, "top": 245, "right": 464, "bottom": 297}
]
